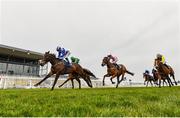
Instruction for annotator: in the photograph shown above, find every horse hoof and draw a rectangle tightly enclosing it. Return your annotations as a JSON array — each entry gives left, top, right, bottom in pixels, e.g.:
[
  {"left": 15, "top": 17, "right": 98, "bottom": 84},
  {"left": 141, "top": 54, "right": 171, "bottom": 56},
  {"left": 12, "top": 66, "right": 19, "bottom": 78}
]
[{"left": 112, "top": 82, "right": 115, "bottom": 84}]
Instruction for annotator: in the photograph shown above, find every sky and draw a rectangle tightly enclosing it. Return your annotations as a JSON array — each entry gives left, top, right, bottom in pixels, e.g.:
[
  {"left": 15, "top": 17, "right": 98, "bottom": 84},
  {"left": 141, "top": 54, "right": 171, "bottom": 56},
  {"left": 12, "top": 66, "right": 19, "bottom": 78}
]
[{"left": 0, "top": 0, "right": 179, "bottom": 82}]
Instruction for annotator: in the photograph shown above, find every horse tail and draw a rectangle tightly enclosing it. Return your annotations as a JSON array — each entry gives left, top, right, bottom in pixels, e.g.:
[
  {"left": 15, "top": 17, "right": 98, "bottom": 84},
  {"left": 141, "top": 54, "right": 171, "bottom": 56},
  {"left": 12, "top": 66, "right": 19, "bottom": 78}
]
[
  {"left": 126, "top": 70, "right": 134, "bottom": 76},
  {"left": 83, "top": 68, "right": 96, "bottom": 78}
]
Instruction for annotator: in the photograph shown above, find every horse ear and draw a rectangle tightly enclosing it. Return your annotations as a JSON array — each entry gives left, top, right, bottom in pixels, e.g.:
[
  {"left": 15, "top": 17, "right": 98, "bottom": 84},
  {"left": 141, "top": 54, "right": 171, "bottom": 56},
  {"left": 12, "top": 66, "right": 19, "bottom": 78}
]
[{"left": 47, "top": 51, "right": 50, "bottom": 53}]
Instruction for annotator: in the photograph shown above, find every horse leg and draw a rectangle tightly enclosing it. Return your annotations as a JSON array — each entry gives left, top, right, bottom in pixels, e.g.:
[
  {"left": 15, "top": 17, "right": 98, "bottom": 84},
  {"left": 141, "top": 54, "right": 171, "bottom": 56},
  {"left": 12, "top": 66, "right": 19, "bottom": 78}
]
[
  {"left": 150, "top": 81, "right": 153, "bottom": 87},
  {"left": 118, "top": 74, "right": 124, "bottom": 85},
  {"left": 103, "top": 74, "right": 110, "bottom": 86},
  {"left": 116, "top": 76, "right": 120, "bottom": 88},
  {"left": 75, "top": 77, "right": 81, "bottom": 89},
  {"left": 51, "top": 73, "right": 61, "bottom": 91},
  {"left": 171, "top": 74, "right": 177, "bottom": 85},
  {"left": 147, "top": 81, "right": 149, "bottom": 87},
  {"left": 71, "top": 79, "right": 74, "bottom": 89},
  {"left": 144, "top": 80, "right": 146, "bottom": 85},
  {"left": 164, "top": 79, "right": 168, "bottom": 86},
  {"left": 166, "top": 76, "right": 172, "bottom": 87},
  {"left": 58, "top": 78, "right": 70, "bottom": 88},
  {"left": 163, "top": 80, "right": 165, "bottom": 87},
  {"left": 34, "top": 71, "right": 53, "bottom": 86},
  {"left": 166, "top": 75, "right": 173, "bottom": 86},
  {"left": 159, "top": 79, "right": 161, "bottom": 88},
  {"left": 164, "top": 75, "right": 171, "bottom": 87},
  {"left": 110, "top": 74, "right": 117, "bottom": 84}
]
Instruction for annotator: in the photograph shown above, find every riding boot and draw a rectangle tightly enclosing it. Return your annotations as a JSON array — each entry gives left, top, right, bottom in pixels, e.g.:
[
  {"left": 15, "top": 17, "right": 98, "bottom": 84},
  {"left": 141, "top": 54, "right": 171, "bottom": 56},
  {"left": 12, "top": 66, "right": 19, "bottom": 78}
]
[{"left": 65, "top": 58, "right": 71, "bottom": 66}]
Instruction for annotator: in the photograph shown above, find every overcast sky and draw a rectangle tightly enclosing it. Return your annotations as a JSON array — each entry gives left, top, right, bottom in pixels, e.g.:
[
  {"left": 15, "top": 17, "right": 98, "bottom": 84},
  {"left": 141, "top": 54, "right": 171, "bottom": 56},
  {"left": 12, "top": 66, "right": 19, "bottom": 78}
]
[{"left": 0, "top": 0, "right": 179, "bottom": 83}]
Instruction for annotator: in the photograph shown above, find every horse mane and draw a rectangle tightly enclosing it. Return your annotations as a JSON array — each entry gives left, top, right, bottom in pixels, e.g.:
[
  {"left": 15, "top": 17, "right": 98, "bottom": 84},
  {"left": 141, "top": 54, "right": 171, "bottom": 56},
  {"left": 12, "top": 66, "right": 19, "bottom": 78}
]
[{"left": 47, "top": 53, "right": 56, "bottom": 58}]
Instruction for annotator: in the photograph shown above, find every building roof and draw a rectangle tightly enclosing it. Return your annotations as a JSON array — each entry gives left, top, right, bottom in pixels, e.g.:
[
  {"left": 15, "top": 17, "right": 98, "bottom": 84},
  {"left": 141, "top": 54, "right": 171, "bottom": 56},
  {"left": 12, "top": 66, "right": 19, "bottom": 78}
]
[{"left": 0, "top": 44, "right": 43, "bottom": 60}]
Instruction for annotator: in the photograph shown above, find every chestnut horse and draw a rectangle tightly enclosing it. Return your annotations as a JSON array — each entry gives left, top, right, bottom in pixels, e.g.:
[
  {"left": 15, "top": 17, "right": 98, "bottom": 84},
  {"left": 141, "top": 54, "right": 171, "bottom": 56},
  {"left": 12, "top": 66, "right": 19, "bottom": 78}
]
[
  {"left": 34, "top": 51, "right": 92, "bottom": 90},
  {"left": 101, "top": 56, "right": 134, "bottom": 88},
  {"left": 154, "top": 59, "right": 177, "bottom": 86},
  {"left": 58, "top": 68, "right": 96, "bottom": 89}
]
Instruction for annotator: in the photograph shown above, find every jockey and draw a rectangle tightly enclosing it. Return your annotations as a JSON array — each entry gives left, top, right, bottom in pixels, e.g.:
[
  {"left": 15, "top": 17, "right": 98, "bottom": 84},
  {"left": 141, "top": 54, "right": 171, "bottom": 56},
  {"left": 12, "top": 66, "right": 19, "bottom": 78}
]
[
  {"left": 107, "top": 54, "right": 120, "bottom": 70},
  {"left": 71, "top": 56, "right": 80, "bottom": 64},
  {"left": 155, "top": 53, "right": 168, "bottom": 68},
  {"left": 56, "top": 46, "right": 71, "bottom": 65}
]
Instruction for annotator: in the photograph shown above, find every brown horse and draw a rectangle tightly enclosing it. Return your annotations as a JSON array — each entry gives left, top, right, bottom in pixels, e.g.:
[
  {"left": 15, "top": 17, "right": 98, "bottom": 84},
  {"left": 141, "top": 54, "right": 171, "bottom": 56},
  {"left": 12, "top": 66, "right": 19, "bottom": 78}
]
[
  {"left": 154, "top": 59, "right": 177, "bottom": 86},
  {"left": 152, "top": 69, "right": 168, "bottom": 87},
  {"left": 58, "top": 68, "right": 96, "bottom": 89},
  {"left": 34, "top": 51, "right": 92, "bottom": 90},
  {"left": 101, "top": 56, "right": 134, "bottom": 88}
]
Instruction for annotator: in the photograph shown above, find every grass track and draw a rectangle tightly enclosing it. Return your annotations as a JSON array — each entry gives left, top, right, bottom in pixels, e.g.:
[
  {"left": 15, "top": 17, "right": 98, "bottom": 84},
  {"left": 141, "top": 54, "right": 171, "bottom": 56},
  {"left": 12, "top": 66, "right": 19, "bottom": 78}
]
[{"left": 0, "top": 86, "right": 180, "bottom": 117}]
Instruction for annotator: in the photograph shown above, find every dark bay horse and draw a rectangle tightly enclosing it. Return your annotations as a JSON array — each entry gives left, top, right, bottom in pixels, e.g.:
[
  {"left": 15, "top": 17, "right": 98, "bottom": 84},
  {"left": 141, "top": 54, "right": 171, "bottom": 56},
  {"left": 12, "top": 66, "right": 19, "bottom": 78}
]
[
  {"left": 154, "top": 59, "right": 177, "bottom": 86},
  {"left": 58, "top": 68, "right": 96, "bottom": 89},
  {"left": 34, "top": 51, "right": 92, "bottom": 90},
  {"left": 101, "top": 56, "right": 134, "bottom": 88},
  {"left": 143, "top": 72, "right": 156, "bottom": 87}
]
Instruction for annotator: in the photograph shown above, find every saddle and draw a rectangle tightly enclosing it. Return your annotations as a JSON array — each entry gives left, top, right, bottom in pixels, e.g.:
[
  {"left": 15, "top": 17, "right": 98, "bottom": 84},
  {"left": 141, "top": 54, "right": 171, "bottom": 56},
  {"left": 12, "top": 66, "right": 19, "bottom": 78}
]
[
  {"left": 57, "top": 58, "right": 71, "bottom": 67},
  {"left": 64, "top": 60, "right": 71, "bottom": 67}
]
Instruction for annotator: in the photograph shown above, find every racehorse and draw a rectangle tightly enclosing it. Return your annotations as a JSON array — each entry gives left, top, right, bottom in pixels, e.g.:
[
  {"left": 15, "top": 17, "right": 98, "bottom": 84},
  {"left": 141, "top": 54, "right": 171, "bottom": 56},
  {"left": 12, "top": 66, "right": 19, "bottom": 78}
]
[
  {"left": 154, "top": 59, "right": 177, "bottom": 87},
  {"left": 101, "top": 56, "right": 134, "bottom": 88},
  {"left": 58, "top": 68, "right": 96, "bottom": 89},
  {"left": 152, "top": 69, "right": 168, "bottom": 87},
  {"left": 34, "top": 51, "right": 92, "bottom": 90},
  {"left": 143, "top": 72, "right": 156, "bottom": 87}
]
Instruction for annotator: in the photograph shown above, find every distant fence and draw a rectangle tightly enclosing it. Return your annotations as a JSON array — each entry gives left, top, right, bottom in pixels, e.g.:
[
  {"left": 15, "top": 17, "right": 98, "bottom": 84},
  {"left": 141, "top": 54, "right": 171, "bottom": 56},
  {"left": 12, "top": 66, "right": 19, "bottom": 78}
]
[
  {"left": 0, "top": 75, "right": 165, "bottom": 89},
  {"left": 0, "top": 75, "right": 103, "bottom": 89}
]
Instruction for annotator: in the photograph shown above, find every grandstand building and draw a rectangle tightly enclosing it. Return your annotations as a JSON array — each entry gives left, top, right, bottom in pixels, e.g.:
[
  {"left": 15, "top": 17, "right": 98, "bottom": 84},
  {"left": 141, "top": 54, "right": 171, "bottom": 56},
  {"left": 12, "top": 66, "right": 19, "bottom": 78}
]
[{"left": 0, "top": 44, "right": 48, "bottom": 76}]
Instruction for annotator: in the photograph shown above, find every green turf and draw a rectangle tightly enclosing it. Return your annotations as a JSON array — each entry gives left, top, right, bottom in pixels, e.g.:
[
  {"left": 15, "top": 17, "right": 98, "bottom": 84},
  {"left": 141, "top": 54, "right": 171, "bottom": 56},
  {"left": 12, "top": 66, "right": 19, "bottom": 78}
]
[{"left": 0, "top": 86, "right": 180, "bottom": 117}]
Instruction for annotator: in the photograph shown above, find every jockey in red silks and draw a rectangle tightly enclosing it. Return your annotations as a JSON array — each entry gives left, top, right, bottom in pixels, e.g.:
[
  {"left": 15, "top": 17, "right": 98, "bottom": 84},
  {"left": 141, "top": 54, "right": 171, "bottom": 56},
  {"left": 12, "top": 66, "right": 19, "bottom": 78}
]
[{"left": 107, "top": 54, "right": 120, "bottom": 70}]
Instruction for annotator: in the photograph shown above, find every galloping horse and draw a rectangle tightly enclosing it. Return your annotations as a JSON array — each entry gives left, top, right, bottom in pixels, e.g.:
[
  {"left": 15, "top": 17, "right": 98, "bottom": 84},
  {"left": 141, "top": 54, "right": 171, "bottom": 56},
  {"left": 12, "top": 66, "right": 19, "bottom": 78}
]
[
  {"left": 34, "top": 51, "right": 92, "bottom": 90},
  {"left": 154, "top": 59, "right": 177, "bottom": 87},
  {"left": 143, "top": 72, "right": 156, "bottom": 87},
  {"left": 152, "top": 69, "right": 168, "bottom": 87},
  {"left": 58, "top": 68, "right": 96, "bottom": 89},
  {"left": 101, "top": 56, "right": 134, "bottom": 88}
]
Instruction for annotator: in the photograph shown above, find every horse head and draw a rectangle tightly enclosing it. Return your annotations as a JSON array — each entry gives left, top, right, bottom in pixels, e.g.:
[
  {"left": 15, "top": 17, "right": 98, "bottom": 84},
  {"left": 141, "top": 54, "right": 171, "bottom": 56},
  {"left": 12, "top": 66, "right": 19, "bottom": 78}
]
[
  {"left": 155, "top": 59, "right": 163, "bottom": 67},
  {"left": 39, "top": 51, "right": 56, "bottom": 66},
  {"left": 101, "top": 56, "right": 110, "bottom": 66}
]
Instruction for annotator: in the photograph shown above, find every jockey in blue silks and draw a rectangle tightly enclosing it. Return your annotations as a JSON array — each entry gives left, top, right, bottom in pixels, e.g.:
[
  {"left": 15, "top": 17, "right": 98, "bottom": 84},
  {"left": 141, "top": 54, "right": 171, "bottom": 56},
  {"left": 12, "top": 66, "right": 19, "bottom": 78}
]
[{"left": 56, "top": 46, "right": 71, "bottom": 65}]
